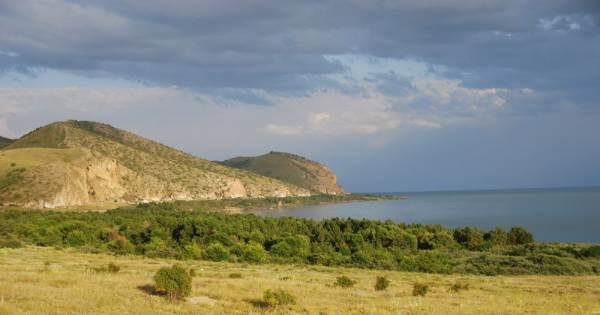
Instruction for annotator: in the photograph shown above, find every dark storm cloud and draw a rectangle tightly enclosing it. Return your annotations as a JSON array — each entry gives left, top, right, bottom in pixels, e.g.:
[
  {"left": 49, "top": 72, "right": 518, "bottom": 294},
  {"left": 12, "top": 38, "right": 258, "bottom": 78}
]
[{"left": 0, "top": 0, "right": 598, "bottom": 104}]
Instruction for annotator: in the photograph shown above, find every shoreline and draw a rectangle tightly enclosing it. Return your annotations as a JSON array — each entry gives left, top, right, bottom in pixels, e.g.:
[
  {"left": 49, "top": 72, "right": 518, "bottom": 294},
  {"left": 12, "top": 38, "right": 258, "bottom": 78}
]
[{"left": 0, "top": 193, "right": 405, "bottom": 213}]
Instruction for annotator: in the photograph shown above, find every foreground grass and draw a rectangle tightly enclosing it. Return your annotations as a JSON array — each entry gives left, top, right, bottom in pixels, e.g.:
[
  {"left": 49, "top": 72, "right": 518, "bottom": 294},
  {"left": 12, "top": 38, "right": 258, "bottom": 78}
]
[{"left": 1, "top": 247, "right": 599, "bottom": 315}]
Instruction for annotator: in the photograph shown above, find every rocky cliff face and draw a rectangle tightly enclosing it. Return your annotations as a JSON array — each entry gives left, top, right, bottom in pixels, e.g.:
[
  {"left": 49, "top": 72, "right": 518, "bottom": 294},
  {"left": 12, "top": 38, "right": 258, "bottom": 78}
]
[
  {"left": 222, "top": 151, "right": 345, "bottom": 195},
  {"left": 1, "top": 121, "right": 310, "bottom": 208}
]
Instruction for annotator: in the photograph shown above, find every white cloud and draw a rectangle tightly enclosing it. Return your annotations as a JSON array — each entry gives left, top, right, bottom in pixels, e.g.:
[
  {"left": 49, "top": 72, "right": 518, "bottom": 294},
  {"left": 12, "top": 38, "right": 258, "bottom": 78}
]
[
  {"left": 408, "top": 119, "right": 441, "bottom": 129},
  {"left": 264, "top": 89, "right": 404, "bottom": 136},
  {"left": 0, "top": 49, "right": 19, "bottom": 57},
  {"left": 409, "top": 77, "right": 508, "bottom": 112},
  {"left": 309, "top": 112, "right": 332, "bottom": 126},
  {"left": 265, "top": 124, "right": 303, "bottom": 136},
  {"left": 537, "top": 15, "right": 590, "bottom": 32}
]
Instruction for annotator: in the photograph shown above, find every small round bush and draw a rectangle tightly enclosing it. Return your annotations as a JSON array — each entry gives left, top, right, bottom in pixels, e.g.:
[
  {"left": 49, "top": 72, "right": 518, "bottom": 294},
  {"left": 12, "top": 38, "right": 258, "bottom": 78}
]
[
  {"left": 412, "top": 283, "right": 429, "bottom": 296},
  {"left": 229, "top": 272, "right": 242, "bottom": 279},
  {"left": 107, "top": 263, "right": 120, "bottom": 273},
  {"left": 154, "top": 265, "right": 192, "bottom": 300},
  {"left": 374, "top": 276, "right": 390, "bottom": 291},
  {"left": 263, "top": 289, "right": 296, "bottom": 307},
  {"left": 242, "top": 242, "right": 267, "bottom": 263},
  {"left": 449, "top": 281, "right": 469, "bottom": 293},
  {"left": 334, "top": 276, "right": 357, "bottom": 288}
]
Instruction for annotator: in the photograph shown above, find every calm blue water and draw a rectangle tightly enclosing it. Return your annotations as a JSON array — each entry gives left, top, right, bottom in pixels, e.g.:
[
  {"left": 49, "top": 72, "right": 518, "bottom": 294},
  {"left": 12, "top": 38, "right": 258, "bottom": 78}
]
[{"left": 252, "top": 187, "right": 600, "bottom": 243}]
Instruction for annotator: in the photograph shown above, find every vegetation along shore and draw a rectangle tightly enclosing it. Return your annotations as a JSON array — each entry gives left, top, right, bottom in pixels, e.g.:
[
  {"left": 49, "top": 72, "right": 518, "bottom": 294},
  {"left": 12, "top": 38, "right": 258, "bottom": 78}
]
[{"left": 1, "top": 201, "right": 598, "bottom": 276}]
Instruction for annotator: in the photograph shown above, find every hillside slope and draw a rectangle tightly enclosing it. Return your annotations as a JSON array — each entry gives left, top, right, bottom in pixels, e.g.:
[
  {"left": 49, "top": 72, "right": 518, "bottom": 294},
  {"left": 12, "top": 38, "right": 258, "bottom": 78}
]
[
  {"left": 0, "top": 136, "right": 13, "bottom": 149},
  {"left": 0, "top": 121, "right": 309, "bottom": 208},
  {"left": 222, "top": 151, "right": 344, "bottom": 195}
]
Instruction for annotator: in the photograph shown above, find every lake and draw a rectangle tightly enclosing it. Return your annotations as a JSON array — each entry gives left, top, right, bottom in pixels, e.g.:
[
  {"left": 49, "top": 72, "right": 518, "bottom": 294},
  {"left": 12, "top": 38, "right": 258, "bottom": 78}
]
[{"left": 251, "top": 187, "right": 600, "bottom": 243}]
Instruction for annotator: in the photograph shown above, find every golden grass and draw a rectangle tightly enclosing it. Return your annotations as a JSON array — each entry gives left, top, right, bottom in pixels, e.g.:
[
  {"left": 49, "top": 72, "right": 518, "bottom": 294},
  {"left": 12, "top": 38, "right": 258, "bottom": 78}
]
[
  {"left": 0, "top": 148, "right": 83, "bottom": 174},
  {"left": 1, "top": 247, "right": 599, "bottom": 315}
]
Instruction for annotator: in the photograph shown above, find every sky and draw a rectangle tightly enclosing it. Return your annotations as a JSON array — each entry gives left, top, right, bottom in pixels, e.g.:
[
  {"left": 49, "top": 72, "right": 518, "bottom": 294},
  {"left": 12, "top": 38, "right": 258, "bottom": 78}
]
[{"left": 1, "top": 0, "right": 599, "bottom": 192}]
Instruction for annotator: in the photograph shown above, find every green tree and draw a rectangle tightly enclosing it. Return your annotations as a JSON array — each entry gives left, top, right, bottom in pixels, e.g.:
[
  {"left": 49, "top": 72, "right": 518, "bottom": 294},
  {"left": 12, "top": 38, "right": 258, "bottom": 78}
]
[
  {"left": 271, "top": 235, "right": 310, "bottom": 259},
  {"left": 508, "top": 227, "right": 534, "bottom": 245},
  {"left": 204, "top": 242, "right": 230, "bottom": 261},
  {"left": 242, "top": 241, "right": 267, "bottom": 263},
  {"left": 484, "top": 227, "right": 508, "bottom": 246},
  {"left": 453, "top": 227, "right": 484, "bottom": 250},
  {"left": 65, "top": 230, "right": 87, "bottom": 247}
]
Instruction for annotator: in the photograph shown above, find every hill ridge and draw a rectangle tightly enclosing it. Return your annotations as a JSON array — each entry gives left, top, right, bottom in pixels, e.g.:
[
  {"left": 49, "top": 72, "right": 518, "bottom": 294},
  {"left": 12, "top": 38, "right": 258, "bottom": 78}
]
[
  {"left": 222, "top": 151, "right": 344, "bottom": 195},
  {"left": 1, "top": 120, "right": 311, "bottom": 208},
  {"left": 0, "top": 136, "right": 14, "bottom": 149}
]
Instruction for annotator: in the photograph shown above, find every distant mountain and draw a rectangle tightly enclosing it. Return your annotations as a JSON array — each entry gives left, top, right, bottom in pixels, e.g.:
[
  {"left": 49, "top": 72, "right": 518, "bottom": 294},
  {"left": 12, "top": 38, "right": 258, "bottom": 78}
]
[
  {"left": 222, "top": 151, "right": 344, "bottom": 195},
  {"left": 0, "top": 136, "right": 14, "bottom": 149},
  {"left": 0, "top": 121, "right": 309, "bottom": 208}
]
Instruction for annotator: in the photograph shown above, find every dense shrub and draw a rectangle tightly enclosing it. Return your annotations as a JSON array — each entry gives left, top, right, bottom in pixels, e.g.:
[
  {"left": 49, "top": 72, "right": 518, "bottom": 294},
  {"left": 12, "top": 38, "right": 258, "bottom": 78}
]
[
  {"left": 154, "top": 265, "right": 192, "bottom": 300},
  {"left": 108, "top": 238, "right": 135, "bottom": 255},
  {"left": 484, "top": 227, "right": 508, "bottom": 246},
  {"left": 335, "top": 276, "right": 357, "bottom": 288},
  {"left": 271, "top": 235, "right": 310, "bottom": 259},
  {"left": 263, "top": 289, "right": 296, "bottom": 306},
  {"left": 431, "top": 230, "right": 459, "bottom": 250},
  {"left": 415, "top": 251, "right": 452, "bottom": 274},
  {"left": 413, "top": 283, "right": 429, "bottom": 296},
  {"left": 582, "top": 245, "right": 600, "bottom": 258},
  {"left": 65, "top": 230, "right": 87, "bottom": 247},
  {"left": 183, "top": 243, "right": 203, "bottom": 260},
  {"left": 508, "top": 227, "right": 534, "bottom": 245},
  {"left": 204, "top": 243, "right": 229, "bottom": 261},
  {"left": 454, "top": 227, "right": 484, "bottom": 251},
  {"left": 0, "top": 237, "right": 23, "bottom": 248},
  {"left": 241, "top": 241, "right": 267, "bottom": 263},
  {"left": 374, "top": 276, "right": 391, "bottom": 291}
]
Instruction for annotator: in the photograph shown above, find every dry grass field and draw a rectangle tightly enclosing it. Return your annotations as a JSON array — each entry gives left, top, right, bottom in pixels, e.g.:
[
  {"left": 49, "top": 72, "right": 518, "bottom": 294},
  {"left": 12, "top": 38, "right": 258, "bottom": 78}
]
[{"left": 1, "top": 247, "right": 599, "bottom": 315}]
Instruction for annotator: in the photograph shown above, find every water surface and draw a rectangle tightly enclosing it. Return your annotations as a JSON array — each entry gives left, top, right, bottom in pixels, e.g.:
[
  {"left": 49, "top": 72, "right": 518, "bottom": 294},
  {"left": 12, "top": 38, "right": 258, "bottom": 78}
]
[{"left": 251, "top": 187, "right": 600, "bottom": 243}]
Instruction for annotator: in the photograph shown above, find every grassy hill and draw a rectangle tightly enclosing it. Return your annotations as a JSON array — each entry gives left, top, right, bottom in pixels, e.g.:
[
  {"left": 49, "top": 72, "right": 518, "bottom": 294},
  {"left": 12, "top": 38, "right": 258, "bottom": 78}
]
[
  {"left": 0, "top": 121, "right": 309, "bottom": 208},
  {"left": 0, "top": 136, "right": 14, "bottom": 148},
  {"left": 222, "top": 151, "right": 344, "bottom": 195}
]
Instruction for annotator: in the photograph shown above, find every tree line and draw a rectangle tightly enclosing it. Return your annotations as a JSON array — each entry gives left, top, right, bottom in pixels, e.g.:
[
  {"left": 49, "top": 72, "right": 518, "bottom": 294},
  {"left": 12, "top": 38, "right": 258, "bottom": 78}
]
[{"left": 1, "top": 202, "right": 598, "bottom": 275}]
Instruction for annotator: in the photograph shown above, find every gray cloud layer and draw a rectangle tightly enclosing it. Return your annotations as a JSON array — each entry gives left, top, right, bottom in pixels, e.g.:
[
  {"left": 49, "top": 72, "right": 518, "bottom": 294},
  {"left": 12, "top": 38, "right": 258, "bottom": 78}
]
[
  {"left": 1, "top": 0, "right": 599, "bottom": 104},
  {"left": 1, "top": 0, "right": 599, "bottom": 191}
]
